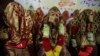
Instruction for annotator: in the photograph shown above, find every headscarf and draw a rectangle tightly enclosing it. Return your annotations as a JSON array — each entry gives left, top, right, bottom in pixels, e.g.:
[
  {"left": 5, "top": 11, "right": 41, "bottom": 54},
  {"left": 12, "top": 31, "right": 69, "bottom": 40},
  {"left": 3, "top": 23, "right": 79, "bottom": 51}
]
[
  {"left": 5, "top": 2, "right": 24, "bottom": 32},
  {"left": 5, "top": 2, "right": 33, "bottom": 43}
]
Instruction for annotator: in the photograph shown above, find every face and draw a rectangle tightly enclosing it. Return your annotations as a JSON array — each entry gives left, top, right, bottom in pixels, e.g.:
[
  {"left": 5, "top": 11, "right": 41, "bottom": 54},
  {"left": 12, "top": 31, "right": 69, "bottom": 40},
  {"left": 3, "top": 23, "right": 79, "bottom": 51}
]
[
  {"left": 88, "top": 11, "right": 94, "bottom": 22},
  {"left": 61, "top": 10, "right": 69, "bottom": 24},
  {"left": 83, "top": 9, "right": 94, "bottom": 22},
  {"left": 48, "top": 7, "right": 60, "bottom": 26}
]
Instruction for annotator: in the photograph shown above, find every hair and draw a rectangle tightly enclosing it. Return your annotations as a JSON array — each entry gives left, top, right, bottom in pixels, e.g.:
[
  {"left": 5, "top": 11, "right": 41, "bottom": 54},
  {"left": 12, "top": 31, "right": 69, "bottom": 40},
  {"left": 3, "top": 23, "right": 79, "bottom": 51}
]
[{"left": 49, "top": 6, "right": 60, "bottom": 13}]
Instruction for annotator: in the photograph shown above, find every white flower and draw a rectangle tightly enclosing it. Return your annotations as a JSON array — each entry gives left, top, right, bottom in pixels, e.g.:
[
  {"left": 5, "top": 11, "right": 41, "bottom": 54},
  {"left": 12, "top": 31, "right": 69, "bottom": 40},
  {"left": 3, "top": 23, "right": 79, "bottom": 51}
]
[
  {"left": 87, "top": 32, "right": 94, "bottom": 41},
  {"left": 59, "top": 23, "right": 65, "bottom": 35},
  {"left": 42, "top": 24, "right": 50, "bottom": 37}
]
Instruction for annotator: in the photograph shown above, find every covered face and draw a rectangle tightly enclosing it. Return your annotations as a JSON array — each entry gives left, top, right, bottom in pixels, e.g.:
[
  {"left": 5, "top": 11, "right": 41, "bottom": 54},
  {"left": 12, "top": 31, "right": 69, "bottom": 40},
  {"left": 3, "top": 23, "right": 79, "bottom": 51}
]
[
  {"left": 35, "top": 7, "right": 44, "bottom": 23},
  {"left": 62, "top": 10, "right": 69, "bottom": 20}
]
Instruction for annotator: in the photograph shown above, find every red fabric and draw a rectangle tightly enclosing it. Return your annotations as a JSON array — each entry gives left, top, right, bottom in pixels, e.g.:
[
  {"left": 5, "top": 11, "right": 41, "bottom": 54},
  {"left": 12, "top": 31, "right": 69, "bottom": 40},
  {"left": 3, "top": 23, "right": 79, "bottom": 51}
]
[
  {"left": 79, "top": 51, "right": 89, "bottom": 56},
  {"left": 42, "top": 37, "right": 52, "bottom": 52},
  {"left": 86, "top": 46, "right": 93, "bottom": 54},
  {"left": 57, "top": 35, "right": 65, "bottom": 46},
  {"left": 79, "top": 46, "right": 93, "bottom": 56},
  {"left": 6, "top": 39, "right": 29, "bottom": 49},
  {"left": 16, "top": 39, "right": 29, "bottom": 49}
]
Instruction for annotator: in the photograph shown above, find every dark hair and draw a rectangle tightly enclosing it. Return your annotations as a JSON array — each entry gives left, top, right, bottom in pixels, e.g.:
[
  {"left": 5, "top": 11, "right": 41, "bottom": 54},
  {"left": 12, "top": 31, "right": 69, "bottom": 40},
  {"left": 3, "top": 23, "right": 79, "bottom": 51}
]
[
  {"left": 0, "top": 0, "right": 14, "bottom": 10},
  {"left": 0, "top": 9, "right": 8, "bottom": 28}
]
